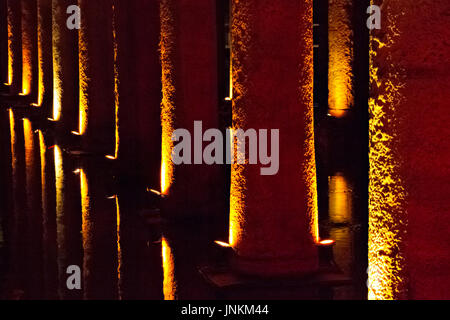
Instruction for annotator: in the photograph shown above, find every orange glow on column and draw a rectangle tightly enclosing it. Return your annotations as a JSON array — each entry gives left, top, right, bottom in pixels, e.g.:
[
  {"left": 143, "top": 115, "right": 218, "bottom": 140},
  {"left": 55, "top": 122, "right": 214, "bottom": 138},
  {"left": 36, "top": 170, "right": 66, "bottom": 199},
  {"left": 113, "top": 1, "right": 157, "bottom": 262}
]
[
  {"left": 21, "top": 6, "right": 34, "bottom": 96},
  {"left": 78, "top": 23, "right": 89, "bottom": 136},
  {"left": 38, "top": 130, "right": 47, "bottom": 221},
  {"left": 107, "top": 4, "right": 120, "bottom": 160},
  {"left": 6, "top": 9, "right": 13, "bottom": 86},
  {"left": 328, "top": 0, "right": 354, "bottom": 118},
  {"left": 161, "top": 237, "right": 177, "bottom": 300},
  {"left": 159, "top": 0, "right": 175, "bottom": 195},
  {"left": 368, "top": 3, "right": 407, "bottom": 300}
]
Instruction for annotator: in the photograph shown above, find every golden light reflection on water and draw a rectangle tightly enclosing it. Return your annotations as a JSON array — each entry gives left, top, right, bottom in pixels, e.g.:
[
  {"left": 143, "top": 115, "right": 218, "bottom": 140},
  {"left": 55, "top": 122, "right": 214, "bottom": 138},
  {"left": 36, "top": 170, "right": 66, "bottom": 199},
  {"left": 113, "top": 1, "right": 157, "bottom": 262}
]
[
  {"left": 79, "top": 168, "right": 92, "bottom": 297},
  {"left": 161, "top": 237, "right": 177, "bottom": 300},
  {"left": 38, "top": 131, "right": 47, "bottom": 224},
  {"left": 23, "top": 118, "right": 34, "bottom": 170},
  {"left": 329, "top": 173, "right": 352, "bottom": 224},
  {"left": 9, "top": 109, "right": 16, "bottom": 166}
]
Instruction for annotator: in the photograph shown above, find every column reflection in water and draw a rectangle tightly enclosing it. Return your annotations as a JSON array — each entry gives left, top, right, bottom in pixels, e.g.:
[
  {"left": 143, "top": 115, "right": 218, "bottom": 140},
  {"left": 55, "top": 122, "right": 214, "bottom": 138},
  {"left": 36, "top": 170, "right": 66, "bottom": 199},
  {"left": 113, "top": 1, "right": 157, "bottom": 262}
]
[
  {"left": 78, "top": 165, "right": 118, "bottom": 299},
  {"left": 328, "top": 172, "right": 353, "bottom": 276},
  {"left": 54, "top": 145, "right": 82, "bottom": 299},
  {"left": 161, "top": 236, "right": 177, "bottom": 300},
  {"left": 23, "top": 118, "right": 44, "bottom": 297}
]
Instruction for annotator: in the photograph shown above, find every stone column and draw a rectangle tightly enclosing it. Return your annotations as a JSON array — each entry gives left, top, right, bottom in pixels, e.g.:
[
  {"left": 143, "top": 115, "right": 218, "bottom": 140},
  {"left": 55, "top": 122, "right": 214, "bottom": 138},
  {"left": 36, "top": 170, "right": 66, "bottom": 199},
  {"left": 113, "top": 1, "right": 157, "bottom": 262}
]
[
  {"left": 6, "top": 0, "right": 22, "bottom": 94},
  {"left": 328, "top": 0, "right": 354, "bottom": 118},
  {"left": 0, "top": 0, "right": 8, "bottom": 87},
  {"left": 368, "top": 0, "right": 450, "bottom": 300},
  {"left": 78, "top": 0, "right": 115, "bottom": 154},
  {"left": 52, "top": 0, "right": 79, "bottom": 133},
  {"left": 229, "top": 0, "right": 318, "bottom": 276},
  {"left": 21, "top": 0, "right": 38, "bottom": 99},
  {"left": 34, "top": 0, "right": 53, "bottom": 116},
  {"left": 160, "top": 0, "right": 224, "bottom": 218},
  {"left": 112, "top": 0, "right": 161, "bottom": 188}
]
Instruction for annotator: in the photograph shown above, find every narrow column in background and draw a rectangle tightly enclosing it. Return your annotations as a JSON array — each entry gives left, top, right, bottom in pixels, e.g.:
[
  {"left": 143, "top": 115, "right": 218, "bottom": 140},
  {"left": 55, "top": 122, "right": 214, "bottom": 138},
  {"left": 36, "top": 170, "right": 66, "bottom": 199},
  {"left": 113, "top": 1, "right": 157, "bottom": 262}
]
[
  {"left": 328, "top": 0, "right": 354, "bottom": 118},
  {"left": 20, "top": 0, "right": 38, "bottom": 99},
  {"left": 160, "top": 0, "right": 224, "bottom": 217},
  {"left": 52, "top": 0, "right": 79, "bottom": 132},
  {"left": 77, "top": 0, "right": 115, "bottom": 154},
  {"left": 229, "top": 0, "right": 318, "bottom": 276},
  {"left": 111, "top": 0, "right": 161, "bottom": 188},
  {"left": 6, "top": 0, "right": 22, "bottom": 94},
  {"left": 369, "top": 0, "right": 450, "bottom": 300},
  {"left": 33, "top": 0, "right": 52, "bottom": 115}
]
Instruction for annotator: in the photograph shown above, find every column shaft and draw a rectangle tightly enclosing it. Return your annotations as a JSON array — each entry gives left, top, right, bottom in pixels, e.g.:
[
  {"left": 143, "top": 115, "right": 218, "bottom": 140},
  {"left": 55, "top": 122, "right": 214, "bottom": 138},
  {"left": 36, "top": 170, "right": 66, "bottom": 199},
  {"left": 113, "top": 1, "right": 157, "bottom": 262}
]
[
  {"left": 78, "top": 0, "right": 115, "bottom": 154},
  {"left": 229, "top": 0, "right": 318, "bottom": 276},
  {"left": 160, "top": 0, "right": 224, "bottom": 217},
  {"left": 52, "top": 0, "right": 78, "bottom": 132},
  {"left": 6, "top": 0, "right": 22, "bottom": 94},
  {"left": 369, "top": 0, "right": 450, "bottom": 300},
  {"left": 21, "top": 0, "right": 38, "bottom": 98}
]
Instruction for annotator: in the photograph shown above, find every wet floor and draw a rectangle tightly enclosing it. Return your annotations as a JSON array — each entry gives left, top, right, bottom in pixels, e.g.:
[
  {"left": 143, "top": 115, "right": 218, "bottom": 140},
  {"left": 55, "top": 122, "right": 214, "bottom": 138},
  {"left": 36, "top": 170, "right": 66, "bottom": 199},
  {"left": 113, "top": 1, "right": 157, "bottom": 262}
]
[{"left": 0, "top": 109, "right": 368, "bottom": 300}]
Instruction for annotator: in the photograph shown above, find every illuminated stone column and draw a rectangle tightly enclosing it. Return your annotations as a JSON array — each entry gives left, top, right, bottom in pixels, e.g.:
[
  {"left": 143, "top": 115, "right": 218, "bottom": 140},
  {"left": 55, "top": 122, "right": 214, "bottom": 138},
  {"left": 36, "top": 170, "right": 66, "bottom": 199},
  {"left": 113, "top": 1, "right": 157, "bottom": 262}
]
[
  {"left": 229, "top": 0, "right": 318, "bottom": 276},
  {"left": 78, "top": 0, "right": 115, "bottom": 154},
  {"left": 6, "top": 0, "right": 22, "bottom": 94},
  {"left": 112, "top": 0, "right": 161, "bottom": 187},
  {"left": 34, "top": 0, "right": 52, "bottom": 114},
  {"left": 0, "top": 0, "right": 7, "bottom": 86},
  {"left": 21, "top": 0, "right": 38, "bottom": 99},
  {"left": 328, "top": 0, "right": 354, "bottom": 118},
  {"left": 52, "top": 0, "right": 78, "bottom": 132},
  {"left": 369, "top": 0, "right": 450, "bottom": 300},
  {"left": 160, "top": 0, "right": 224, "bottom": 217}
]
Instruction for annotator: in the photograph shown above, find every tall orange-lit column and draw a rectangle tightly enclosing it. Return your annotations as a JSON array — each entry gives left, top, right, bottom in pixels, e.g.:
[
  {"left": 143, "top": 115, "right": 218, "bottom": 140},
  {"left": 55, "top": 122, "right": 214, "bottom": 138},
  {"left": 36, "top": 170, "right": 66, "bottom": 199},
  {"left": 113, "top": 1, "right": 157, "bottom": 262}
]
[
  {"left": 328, "top": 0, "right": 354, "bottom": 118},
  {"left": 21, "top": 0, "right": 38, "bottom": 99},
  {"left": 229, "top": 0, "right": 318, "bottom": 276},
  {"left": 52, "top": 0, "right": 78, "bottom": 132},
  {"left": 78, "top": 0, "right": 115, "bottom": 154},
  {"left": 160, "top": 0, "right": 224, "bottom": 217},
  {"left": 369, "top": 0, "right": 450, "bottom": 300},
  {"left": 0, "top": 0, "right": 7, "bottom": 86},
  {"left": 6, "top": 0, "right": 22, "bottom": 94},
  {"left": 34, "top": 0, "right": 52, "bottom": 114},
  {"left": 111, "top": 0, "right": 161, "bottom": 187}
]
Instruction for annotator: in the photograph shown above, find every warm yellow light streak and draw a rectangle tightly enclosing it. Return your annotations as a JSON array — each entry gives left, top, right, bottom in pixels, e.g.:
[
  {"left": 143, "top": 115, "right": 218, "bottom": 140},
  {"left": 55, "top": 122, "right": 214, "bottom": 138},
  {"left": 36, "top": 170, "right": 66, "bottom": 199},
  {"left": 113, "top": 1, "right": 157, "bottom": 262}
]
[
  {"left": 225, "top": 62, "right": 233, "bottom": 101},
  {"left": 78, "top": 17, "right": 89, "bottom": 136},
  {"left": 22, "top": 24, "right": 33, "bottom": 96},
  {"left": 328, "top": 0, "right": 354, "bottom": 117},
  {"left": 52, "top": 2, "right": 63, "bottom": 120},
  {"left": 9, "top": 109, "right": 16, "bottom": 169},
  {"left": 38, "top": 130, "right": 47, "bottom": 223},
  {"left": 215, "top": 240, "right": 231, "bottom": 248},
  {"left": 161, "top": 237, "right": 177, "bottom": 300},
  {"left": 114, "top": 195, "right": 123, "bottom": 300},
  {"left": 79, "top": 168, "right": 92, "bottom": 297},
  {"left": 318, "top": 239, "right": 335, "bottom": 246},
  {"left": 6, "top": 8, "right": 13, "bottom": 86},
  {"left": 110, "top": 4, "right": 120, "bottom": 160},
  {"left": 368, "top": 3, "right": 406, "bottom": 300},
  {"left": 159, "top": 0, "right": 175, "bottom": 195},
  {"left": 23, "top": 118, "right": 34, "bottom": 168},
  {"left": 302, "top": 2, "right": 319, "bottom": 243}
]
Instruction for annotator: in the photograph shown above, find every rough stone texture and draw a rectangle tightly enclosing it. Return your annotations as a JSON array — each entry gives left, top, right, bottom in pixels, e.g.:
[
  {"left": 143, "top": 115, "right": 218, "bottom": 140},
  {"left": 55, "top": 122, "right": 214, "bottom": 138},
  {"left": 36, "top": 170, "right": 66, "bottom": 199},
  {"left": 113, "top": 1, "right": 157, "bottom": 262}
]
[
  {"left": 160, "top": 0, "right": 225, "bottom": 218},
  {"left": 6, "top": 0, "right": 22, "bottom": 94},
  {"left": 36, "top": 0, "right": 53, "bottom": 115},
  {"left": 78, "top": 0, "right": 115, "bottom": 154},
  {"left": 229, "top": 0, "right": 318, "bottom": 276},
  {"left": 369, "top": 0, "right": 450, "bottom": 299},
  {"left": 328, "top": 0, "right": 354, "bottom": 117},
  {"left": 21, "top": 0, "right": 38, "bottom": 98},
  {"left": 52, "top": 0, "right": 78, "bottom": 132}
]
